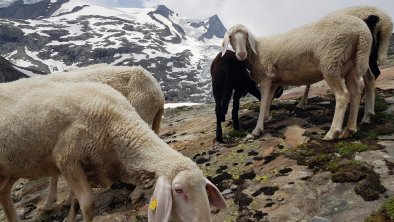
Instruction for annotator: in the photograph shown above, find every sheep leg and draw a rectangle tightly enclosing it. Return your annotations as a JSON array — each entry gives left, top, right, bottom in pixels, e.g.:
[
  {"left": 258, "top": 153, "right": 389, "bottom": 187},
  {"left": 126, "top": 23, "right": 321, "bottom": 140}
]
[
  {"left": 130, "top": 185, "right": 144, "bottom": 205},
  {"left": 264, "top": 86, "right": 278, "bottom": 121},
  {"left": 0, "top": 177, "right": 18, "bottom": 222},
  {"left": 232, "top": 90, "right": 243, "bottom": 130},
  {"left": 42, "top": 176, "right": 58, "bottom": 211},
  {"left": 61, "top": 164, "right": 94, "bottom": 222},
  {"left": 63, "top": 190, "right": 74, "bottom": 207},
  {"left": 361, "top": 69, "right": 376, "bottom": 124},
  {"left": 323, "top": 76, "right": 349, "bottom": 141},
  {"left": 248, "top": 79, "right": 272, "bottom": 139},
  {"left": 340, "top": 72, "right": 362, "bottom": 138},
  {"left": 221, "top": 88, "right": 233, "bottom": 122},
  {"left": 214, "top": 99, "right": 224, "bottom": 143},
  {"left": 245, "top": 77, "right": 261, "bottom": 101},
  {"left": 296, "top": 85, "right": 311, "bottom": 109},
  {"left": 213, "top": 85, "right": 225, "bottom": 142},
  {"left": 65, "top": 194, "right": 79, "bottom": 222}
]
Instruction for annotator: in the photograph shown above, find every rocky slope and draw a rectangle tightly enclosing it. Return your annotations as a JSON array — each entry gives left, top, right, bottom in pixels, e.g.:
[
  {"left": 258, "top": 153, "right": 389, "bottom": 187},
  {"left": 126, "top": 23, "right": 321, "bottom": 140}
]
[
  {"left": 0, "top": 0, "right": 226, "bottom": 102},
  {"left": 1, "top": 66, "right": 393, "bottom": 222}
]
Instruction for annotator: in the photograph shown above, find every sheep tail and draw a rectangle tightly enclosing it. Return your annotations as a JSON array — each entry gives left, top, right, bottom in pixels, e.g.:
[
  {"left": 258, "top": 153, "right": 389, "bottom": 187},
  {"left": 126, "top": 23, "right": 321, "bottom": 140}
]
[
  {"left": 152, "top": 107, "right": 164, "bottom": 134},
  {"left": 364, "top": 15, "right": 381, "bottom": 78}
]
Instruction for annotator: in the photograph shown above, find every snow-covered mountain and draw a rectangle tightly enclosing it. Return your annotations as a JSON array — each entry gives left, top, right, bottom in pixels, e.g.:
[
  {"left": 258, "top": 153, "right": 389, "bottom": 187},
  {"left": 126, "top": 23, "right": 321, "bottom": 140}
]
[{"left": 0, "top": 0, "right": 227, "bottom": 102}]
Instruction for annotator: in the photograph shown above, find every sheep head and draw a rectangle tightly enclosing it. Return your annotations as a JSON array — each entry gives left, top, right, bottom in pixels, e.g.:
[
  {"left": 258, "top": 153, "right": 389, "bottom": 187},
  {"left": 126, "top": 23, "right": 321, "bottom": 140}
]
[
  {"left": 222, "top": 24, "right": 257, "bottom": 61},
  {"left": 148, "top": 169, "right": 227, "bottom": 222}
]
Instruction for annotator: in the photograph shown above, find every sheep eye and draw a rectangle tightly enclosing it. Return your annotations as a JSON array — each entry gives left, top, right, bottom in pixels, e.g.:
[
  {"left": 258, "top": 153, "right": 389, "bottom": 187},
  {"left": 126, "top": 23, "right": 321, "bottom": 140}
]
[{"left": 174, "top": 187, "right": 183, "bottom": 193}]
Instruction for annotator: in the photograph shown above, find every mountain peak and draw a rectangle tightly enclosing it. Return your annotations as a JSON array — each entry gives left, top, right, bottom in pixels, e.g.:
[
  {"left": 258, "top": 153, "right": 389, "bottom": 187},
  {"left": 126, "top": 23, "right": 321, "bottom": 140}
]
[
  {"left": 0, "top": 0, "right": 70, "bottom": 19},
  {"left": 152, "top": 4, "right": 175, "bottom": 19}
]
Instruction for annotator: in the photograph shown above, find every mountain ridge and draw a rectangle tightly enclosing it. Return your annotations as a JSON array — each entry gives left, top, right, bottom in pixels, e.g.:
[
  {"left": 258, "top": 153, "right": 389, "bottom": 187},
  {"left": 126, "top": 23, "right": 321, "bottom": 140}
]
[{"left": 0, "top": 0, "right": 227, "bottom": 102}]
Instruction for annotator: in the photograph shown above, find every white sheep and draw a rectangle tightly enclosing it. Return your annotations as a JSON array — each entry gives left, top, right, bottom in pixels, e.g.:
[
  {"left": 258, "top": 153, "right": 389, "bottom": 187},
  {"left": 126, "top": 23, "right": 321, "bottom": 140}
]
[
  {"left": 0, "top": 79, "right": 226, "bottom": 222},
  {"left": 34, "top": 64, "right": 166, "bottom": 210},
  {"left": 297, "top": 6, "right": 393, "bottom": 111},
  {"left": 39, "top": 64, "right": 165, "bottom": 134},
  {"left": 222, "top": 14, "right": 374, "bottom": 141}
]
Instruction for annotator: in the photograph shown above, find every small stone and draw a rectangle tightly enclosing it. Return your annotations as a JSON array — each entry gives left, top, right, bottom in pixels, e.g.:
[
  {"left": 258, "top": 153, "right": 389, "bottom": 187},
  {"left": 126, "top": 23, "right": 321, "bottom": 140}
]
[
  {"left": 230, "top": 185, "right": 238, "bottom": 191},
  {"left": 236, "top": 149, "right": 244, "bottom": 153},
  {"left": 318, "top": 101, "right": 331, "bottom": 105},
  {"left": 311, "top": 216, "right": 331, "bottom": 222},
  {"left": 378, "top": 134, "right": 394, "bottom": 140},
  {"left": 15, "top": 183, "right": 23, "bottom": 191},
  {"left": 221, "top": 189, "right": 232, "bottom": 195}
]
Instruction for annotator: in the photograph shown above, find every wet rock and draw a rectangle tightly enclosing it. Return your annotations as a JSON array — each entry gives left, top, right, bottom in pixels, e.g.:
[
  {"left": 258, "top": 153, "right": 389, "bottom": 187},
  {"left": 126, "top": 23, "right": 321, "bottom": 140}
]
[
  {"left": 253, "top": 210, "right": 268, "bottom": 220},
  {"left": 195, "top": 155, "right": 210, "bottom": 164},
  {"left": 277, "top": 167, "right": 293, "bottom": 176},
  {"left": 245, "top": 161, "right": 253, "bottom": 166},
  {"left": 263, "top": 153, "right": 278, "bottom": 164},
  {"left": 234, "top": 191, "right": 253, "bottom": 211},
  {"left": 253, "top": 156, "right": 264, "bottom": 161},
  {"left": 248, "top": 150, "right": 259, "bottom": 156},
  {"left": 211, "top": 172, "right": 232, "bottom": 185},
  {"left": 239, "top": 170, "right": 256, "bottom": 180},
  {"left": 252, "top": 186, "right": 279, "bottom": 197}
]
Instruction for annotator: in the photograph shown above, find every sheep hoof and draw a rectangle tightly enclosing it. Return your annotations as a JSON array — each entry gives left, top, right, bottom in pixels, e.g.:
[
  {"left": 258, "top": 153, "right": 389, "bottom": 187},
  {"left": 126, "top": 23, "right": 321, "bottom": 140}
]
[
  {"left": 361, "top": 112, "right": 375, "bottom": 125},
  {"left": 62, "top": 200, "right": 71, "bottom": 207},
  {"left": 339, "top": 128, "right": 356, "bottom": 139},
  {"left": 360, "top": 118, "right": 370, "bottom": 125},
  {"left": 323, "top": 129, "right": 341, "bottom": 141},
  {"left": 295, "top": 103, "right": 305, "bottom": 109},
  {"left": 244, "top": 134, "right": 255, "bottom": 141}
]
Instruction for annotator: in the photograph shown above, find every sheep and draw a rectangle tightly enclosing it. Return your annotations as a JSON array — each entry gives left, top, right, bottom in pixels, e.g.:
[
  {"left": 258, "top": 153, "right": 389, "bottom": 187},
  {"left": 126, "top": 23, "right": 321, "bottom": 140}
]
[
  {"left": 210, "top": 50, "right": 261, "bottom": 143},
  {"left": 39, "top": 64, "right": 165, "bottom": 134},
  {"left": 297, "top": 6, "right": 393, "bottom": 110},
  {"left": 222, "top": 14, "right": 374, "bottom": 141},
  {"left": 34, "top": 64, "right": 165, "bottom": 210},
  {"left": 0, "top": 79, "right": 227, "bottom": 222},
  {"left": 211, "top": 51, "right": 284, "bottom": 142}
]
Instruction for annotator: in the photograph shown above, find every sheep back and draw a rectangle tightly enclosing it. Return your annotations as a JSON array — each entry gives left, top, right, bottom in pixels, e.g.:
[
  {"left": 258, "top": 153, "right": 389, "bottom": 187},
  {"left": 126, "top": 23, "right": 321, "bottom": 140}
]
[
  {"left": 250, "top": 14, "right": 372, "bottom": 84},
  {"left": 39, "top": 65, "right": 165, "bottom": 130},
  {"left": 0, "top": 78, "right": 193, "bottom": 186}
]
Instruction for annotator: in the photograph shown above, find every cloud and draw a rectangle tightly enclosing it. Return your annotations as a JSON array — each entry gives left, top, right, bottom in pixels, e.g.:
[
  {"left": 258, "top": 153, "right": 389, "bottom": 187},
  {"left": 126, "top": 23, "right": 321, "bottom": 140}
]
[{"left": 141, "top": 0, "right": 394, "bottom": 36}]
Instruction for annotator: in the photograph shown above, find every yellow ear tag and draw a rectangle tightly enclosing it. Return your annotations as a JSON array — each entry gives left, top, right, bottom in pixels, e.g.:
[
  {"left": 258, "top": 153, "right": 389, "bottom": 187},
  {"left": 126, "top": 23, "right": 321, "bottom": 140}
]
[{"left": 149, "top": 198, "right": 158, "bottom": 211}]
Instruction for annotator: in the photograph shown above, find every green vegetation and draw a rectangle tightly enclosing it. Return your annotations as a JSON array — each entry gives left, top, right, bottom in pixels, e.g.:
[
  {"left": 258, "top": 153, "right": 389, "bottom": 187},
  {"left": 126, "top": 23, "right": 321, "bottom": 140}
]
[
  {"left": 365, "top": 197, "right": 394, "bottom": 221},
  {"left": 335, "top": 142, "right": 368, "bottom": 158},
  {"left": 227, "top": 130, "right": 247, "bottom": 138}
]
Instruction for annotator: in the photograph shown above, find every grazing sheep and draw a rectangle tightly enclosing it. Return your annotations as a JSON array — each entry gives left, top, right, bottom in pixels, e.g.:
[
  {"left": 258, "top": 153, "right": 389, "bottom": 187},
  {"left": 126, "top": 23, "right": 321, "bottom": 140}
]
[
  {"left": 222, "top": 14, "right": 374, "bottom": 141},
  {"left": 297, "top": 6, "right": 393, "bottom": 109},
  {"left": 0, "top": 79, "right": 226, "bottom": 222},
  {"left": 40, "top": 64, "right": 164, "bottom": 134},
  {"left": 211, "top": 50, "right": 261, "bottom": 142},
  {"left": 35, "top": 64, "right": 165, "bottom": 210}
]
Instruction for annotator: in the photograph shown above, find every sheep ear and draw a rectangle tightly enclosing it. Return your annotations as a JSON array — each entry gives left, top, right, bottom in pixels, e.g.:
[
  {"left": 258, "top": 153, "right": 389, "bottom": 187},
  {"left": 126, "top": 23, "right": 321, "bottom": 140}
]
[
  {"left": 247, "top": 29, "right": 257, "bottom": 54},
  {"left": 205, "top": 178, "right": 227, "bottom": 209},
  {"left": 221, "top": 32, "right": 230, "bottom": 57},
  {"left": 148, "top": 176, "right": 173, "bottom": 222}
]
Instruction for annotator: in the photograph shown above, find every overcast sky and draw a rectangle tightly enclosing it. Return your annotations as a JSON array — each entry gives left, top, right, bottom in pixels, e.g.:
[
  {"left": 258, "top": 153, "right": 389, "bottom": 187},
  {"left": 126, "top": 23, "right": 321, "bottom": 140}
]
[{"left": 84, "top": 0, "right": 394, "bottom": 36}]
